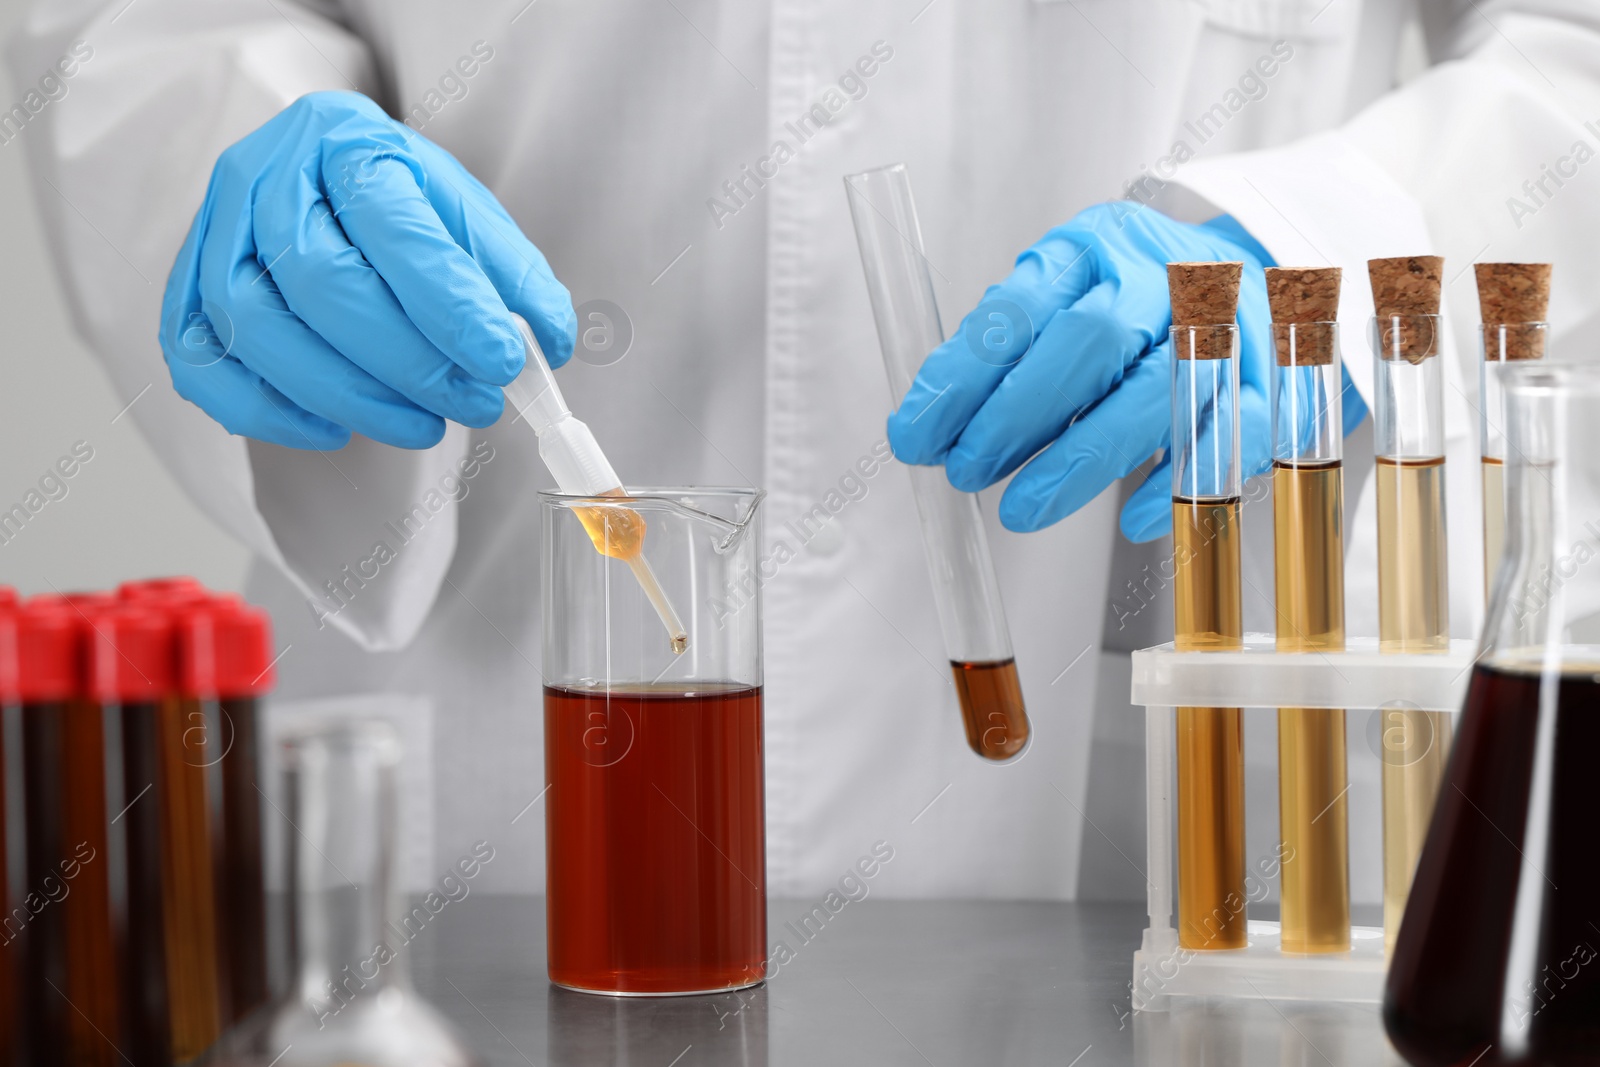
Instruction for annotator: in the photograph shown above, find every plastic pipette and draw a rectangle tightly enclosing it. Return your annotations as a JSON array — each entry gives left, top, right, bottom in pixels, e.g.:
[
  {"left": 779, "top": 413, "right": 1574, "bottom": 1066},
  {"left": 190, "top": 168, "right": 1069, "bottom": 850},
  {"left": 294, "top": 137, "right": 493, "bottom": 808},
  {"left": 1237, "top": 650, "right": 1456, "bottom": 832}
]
[{"left": 504, "top": 315, "right": 688, "bottom": 654}]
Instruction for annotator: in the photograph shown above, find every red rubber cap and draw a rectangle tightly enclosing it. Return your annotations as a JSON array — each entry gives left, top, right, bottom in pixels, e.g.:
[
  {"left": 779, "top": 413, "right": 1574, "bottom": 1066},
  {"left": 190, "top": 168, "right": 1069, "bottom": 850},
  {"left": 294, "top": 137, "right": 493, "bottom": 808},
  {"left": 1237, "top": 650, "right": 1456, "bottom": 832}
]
[
  {"left": 118, "top": 577, "right": 206, "bottom": 603},
  {"left": 0, "top": 588, "right": 16, "bottom": 611},
  {"left": 0, "top": 612, "right": 16, "bottom": 704},
  {"left": 178, "top": 602, "right": 275, "bottom": 698},
  {"left": 86, "top": 606, "right": 173, "bottom": 703},
  {"left": 11, "top": 604, "right": 80, "bottom": 702},
  {"left": 27, "top": 592, "right": 116, "bottom": 616}
]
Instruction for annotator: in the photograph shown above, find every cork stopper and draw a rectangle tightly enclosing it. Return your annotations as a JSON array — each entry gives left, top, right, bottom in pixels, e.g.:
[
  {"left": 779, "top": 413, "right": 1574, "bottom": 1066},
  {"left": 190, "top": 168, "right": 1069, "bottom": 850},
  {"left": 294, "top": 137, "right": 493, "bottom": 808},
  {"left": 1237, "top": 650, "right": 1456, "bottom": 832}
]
[
  {"left": 1368, "top": 256, "right": 1443, "bottom": 317},
  {"left": 1168, "top": 262, "right": 1241, "bottom": 360},
  {"left": 1475, "top": 262, "right": 1551, "bottom": 324},
  {"left": 1475, "top": 263, "right": 1551, "bottom": 361},
  {"left": 1266, "top": 267, "right": 1340, "bottom": 367},
  {"left": 1368, "top": 256, "right": 1443, "bottom": 363}
]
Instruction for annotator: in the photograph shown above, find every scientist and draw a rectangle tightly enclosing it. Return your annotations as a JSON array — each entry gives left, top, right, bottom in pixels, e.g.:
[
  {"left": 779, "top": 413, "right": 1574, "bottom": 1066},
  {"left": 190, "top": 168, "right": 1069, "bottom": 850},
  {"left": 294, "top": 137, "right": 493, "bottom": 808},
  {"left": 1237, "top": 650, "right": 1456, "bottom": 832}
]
[{"left": 10, "top": 1, "right": 1599, "bottom": 900}]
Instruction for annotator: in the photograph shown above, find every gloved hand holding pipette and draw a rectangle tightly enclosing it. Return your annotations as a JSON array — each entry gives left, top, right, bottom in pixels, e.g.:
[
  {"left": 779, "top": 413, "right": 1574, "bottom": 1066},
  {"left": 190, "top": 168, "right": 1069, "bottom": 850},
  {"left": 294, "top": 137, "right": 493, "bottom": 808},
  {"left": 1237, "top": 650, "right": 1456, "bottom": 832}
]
[
  {"left": 159, "top": 92, "right": 577, "bottom": 451},
  {"left": 887, "top": 205, "right": 1368, "bottom": 542},
  {"left": 503, "top": 315, "right": 688, "bottom": 655}
]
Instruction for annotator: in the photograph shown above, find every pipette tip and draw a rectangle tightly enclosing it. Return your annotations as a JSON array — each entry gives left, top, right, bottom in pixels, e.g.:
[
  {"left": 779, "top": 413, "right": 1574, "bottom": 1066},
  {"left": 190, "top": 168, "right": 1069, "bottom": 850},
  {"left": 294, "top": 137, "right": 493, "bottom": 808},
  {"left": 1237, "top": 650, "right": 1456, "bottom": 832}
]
[{"left": 626, "top": 554, "right": 689, "bottom": 656}]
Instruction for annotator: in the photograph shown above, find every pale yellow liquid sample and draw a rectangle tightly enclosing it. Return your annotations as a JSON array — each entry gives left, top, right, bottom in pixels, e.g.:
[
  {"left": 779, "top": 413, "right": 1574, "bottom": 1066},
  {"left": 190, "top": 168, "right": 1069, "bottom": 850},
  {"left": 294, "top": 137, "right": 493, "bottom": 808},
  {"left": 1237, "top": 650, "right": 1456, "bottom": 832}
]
[
  {"left": 1172, "top": 496, "right": 1247, "bottom": 951},
  {"left": 574, "top": 493, "right": 688, "bottom": 654},
  {"left": 1483, "top": 456, "right": 1504, "bottom": 599},
  {"left": 1272, "top": 461, "right": 1350, "bottom": 953},
  {"left": 1375, "top": 456, "right": 1452, "bottom": 953}
]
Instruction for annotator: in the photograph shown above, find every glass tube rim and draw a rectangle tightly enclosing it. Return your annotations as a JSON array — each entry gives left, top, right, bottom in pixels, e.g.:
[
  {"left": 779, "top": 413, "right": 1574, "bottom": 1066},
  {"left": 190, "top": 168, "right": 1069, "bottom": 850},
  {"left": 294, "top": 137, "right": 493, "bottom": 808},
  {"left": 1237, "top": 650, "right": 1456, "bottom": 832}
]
[
  {"left": 1480, "top": 321, "right": 1550, "bottom": 333},
  {"left": 1168, "top": 322, "right": 1240, "bottom": 337},
  {"left": 1370, "top": 313, "right": 1442, "bottom": 361},
  {"left": 280, "top": 718, "right": 401, "bottom": 766},
  {"left": 539, "top": 486, "right": 765, "bottom": 540},
  {"left": 537, "top": 485, "right": 764, "bottom": 506},
  {"left": 844, "top": 161, "right": 910, "bottom": 186}
]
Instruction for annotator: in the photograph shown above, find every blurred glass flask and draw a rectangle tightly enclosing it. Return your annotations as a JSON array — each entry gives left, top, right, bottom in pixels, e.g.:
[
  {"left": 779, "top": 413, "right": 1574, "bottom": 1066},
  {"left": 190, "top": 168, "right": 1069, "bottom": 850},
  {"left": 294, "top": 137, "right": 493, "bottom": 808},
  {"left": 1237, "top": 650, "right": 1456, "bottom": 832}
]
[{"left": 202, "top": 721, "right": 479, "bottom": 1067}]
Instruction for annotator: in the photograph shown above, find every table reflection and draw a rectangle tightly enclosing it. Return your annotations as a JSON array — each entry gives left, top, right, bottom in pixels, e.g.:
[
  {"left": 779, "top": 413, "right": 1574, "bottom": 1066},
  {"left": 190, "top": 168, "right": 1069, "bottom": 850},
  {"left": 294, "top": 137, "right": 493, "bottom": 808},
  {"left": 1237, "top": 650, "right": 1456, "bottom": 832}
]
[
  {"left": 1136, "top": 997, "right": 1404, "bottom": 1066},
  {"left": 546, "top": 983, "right": 768, "bottom": 1067}
]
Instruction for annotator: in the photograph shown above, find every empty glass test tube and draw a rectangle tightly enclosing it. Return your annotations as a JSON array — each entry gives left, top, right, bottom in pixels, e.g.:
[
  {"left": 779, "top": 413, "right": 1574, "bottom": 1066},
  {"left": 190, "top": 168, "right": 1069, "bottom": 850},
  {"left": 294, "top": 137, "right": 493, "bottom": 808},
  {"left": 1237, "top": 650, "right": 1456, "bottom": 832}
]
[
  {"left": 1368, "top": 255, "right": 1452, "bottom": 955},
  {"left": 1266, "top": 268, "right": 1350, "bottom": 954},
  {"left": 1474, "top": 262, "right": 1551, "bottom": 597},
  {"left": 845, "top": 164, "right": 1028, "bottom": 763},
  {"left": 1167, "top": 262, "right": 1247, "bottom": 951}
]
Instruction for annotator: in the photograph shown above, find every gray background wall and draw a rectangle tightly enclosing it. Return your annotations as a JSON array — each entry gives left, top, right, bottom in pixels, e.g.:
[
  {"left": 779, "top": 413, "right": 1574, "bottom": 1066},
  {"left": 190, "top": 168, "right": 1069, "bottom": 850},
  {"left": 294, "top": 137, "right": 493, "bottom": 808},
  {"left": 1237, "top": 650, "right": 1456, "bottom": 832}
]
[{"left": 0, "top": 0, "right": 248, "bottom": 598}]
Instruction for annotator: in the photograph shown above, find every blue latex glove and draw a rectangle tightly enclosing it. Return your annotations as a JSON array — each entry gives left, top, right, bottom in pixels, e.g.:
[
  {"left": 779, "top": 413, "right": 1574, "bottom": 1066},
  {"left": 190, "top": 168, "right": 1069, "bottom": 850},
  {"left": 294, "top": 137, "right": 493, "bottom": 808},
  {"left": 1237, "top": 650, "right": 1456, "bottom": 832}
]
[
  {"left": 160, "top": 92, "right": 577, "bottom": 451},
  {"left": 888, "top": 204, "right": 1366, "bottom": 542}
]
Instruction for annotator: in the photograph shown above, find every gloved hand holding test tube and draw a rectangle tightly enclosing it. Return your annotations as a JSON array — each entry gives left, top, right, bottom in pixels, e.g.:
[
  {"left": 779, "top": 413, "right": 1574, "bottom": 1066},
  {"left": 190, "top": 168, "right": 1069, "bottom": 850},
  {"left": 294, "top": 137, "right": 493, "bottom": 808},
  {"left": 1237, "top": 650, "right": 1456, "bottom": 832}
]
[
  {"left": 503, "top": 314, "right": 688, "bottom": 655},
  {"left": 845, "top": 164, "right": 1030, "bottom": 762}
]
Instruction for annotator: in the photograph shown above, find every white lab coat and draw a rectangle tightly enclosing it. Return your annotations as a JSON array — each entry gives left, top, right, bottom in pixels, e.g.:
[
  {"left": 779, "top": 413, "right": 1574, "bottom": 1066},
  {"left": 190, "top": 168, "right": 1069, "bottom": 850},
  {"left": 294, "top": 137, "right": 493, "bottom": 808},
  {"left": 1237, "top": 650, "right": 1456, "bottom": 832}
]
[{"left": 10, "top": 0, "right": 1600, "bottom": 899}]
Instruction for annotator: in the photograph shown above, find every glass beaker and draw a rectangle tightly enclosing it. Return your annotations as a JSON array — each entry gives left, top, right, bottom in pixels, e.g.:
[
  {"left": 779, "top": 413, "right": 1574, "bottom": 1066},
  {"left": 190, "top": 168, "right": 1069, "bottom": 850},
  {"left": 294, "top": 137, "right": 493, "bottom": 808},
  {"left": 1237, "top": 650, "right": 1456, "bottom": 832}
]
[
  {"left": 1384, "top": 363, "right": 1600, "bottom": 1066},
  {"left": 542, "top": 487, "right": 767, "bottom": 996},
  {"left": 203, "top": 721, "right": 479, "bottom": 1066}
]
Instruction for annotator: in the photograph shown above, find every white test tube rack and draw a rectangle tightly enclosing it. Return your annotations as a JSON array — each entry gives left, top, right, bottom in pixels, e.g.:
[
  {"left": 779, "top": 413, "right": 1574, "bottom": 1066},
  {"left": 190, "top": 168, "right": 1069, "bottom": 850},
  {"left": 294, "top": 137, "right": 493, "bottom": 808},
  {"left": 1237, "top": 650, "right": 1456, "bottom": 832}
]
[{"left": 1130, "top": 635, "right": 1475, "bottom": 1011}]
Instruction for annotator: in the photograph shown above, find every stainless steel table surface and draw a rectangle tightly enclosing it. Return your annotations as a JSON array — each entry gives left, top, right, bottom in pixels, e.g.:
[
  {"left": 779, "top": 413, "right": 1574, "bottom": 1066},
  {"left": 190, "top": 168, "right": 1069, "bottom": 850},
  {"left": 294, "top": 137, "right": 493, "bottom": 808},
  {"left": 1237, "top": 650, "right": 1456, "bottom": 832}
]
[{"left": 407, "top": 896, "right": 1406, "bottom": 1067}]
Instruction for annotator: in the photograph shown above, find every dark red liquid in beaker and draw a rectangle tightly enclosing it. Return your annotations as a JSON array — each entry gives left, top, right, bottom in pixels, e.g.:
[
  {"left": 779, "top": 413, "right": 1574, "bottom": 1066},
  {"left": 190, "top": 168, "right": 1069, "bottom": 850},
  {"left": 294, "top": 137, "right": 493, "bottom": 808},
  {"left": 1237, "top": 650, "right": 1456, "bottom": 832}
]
[
  {"left": 544, "top": 683, "right": 767, "bottom": 994},
  {"left": 1384, "top": 663, "right": 1600, "bottom": 1066}
]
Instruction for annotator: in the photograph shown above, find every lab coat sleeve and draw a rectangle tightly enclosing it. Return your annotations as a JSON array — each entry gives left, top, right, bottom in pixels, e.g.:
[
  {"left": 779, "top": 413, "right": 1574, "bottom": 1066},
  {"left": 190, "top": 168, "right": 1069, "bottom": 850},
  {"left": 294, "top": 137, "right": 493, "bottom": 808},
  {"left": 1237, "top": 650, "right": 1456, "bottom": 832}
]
[
  {"left": 7, "top": 1, "right": 467, "bottom": 651},
  {"left": 1165, "top": 1, "right": 1600, "bottom": 407}
]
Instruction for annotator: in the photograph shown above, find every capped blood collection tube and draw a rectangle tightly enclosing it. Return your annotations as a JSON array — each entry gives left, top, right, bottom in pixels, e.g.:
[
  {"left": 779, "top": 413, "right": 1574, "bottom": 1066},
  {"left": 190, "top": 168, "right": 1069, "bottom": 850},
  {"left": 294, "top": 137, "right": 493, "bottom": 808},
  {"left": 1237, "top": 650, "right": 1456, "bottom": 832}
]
[
  {"left": 0, "top": 605, "right": 19, "bottom": 1066},
  {"left": 17, "top": 600, "right": 120, "bottom": 1064},
  {"left": 178, "top": 601, "right": 274, "bottom": 1024},
  {"left": 159, "top": 609, "right": 226, "bottom": 1060},
  {"left": 88, "top": 605, "right": 173, "bottom": 1067}
]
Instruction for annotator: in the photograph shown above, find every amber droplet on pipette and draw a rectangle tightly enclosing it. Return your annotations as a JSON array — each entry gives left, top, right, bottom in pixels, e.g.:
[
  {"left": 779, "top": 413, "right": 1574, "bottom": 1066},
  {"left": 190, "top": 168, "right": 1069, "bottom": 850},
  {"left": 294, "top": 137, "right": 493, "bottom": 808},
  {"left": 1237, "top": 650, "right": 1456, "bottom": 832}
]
[
  {"left": 950, "top": 659, "right": 1029, "bottom": 761},
  {"left": 572, "top": 503, "right": 648, "bottom": 561},
  {"left": 573, "top": 494, "right": 689, "bottom": 655}
]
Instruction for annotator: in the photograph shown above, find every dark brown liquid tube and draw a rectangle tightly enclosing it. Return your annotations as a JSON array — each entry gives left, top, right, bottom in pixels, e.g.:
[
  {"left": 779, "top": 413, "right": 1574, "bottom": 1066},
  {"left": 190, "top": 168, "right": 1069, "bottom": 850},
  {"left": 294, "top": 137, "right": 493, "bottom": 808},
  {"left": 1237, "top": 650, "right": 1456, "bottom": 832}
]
[
  {"left": 61, "top": 695, "right": 119, "bottom": 1067},
  {"left": 20, "top": 696, "right": 69, "bottom": 1062},
  {"left": 950, "top": 659, "right": 1029, "bottom": 761},
  {"left": 118, "top": 700, "right": 170, "bottom": 1066},
  {"left": 218, "top": 695, "right": 266, "bottom": 1020}
]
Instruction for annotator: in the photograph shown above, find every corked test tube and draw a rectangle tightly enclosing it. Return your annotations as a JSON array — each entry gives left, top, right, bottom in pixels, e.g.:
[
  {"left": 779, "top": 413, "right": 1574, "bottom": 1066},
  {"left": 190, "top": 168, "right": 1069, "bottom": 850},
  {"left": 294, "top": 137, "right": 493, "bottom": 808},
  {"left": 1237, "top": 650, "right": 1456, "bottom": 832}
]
[
  {"left": 1266, "top": 267, "right": 1350, "bottom": 954},
  {"left": 1168, "top": 261, "right": 1247, "bottom": 951},
  {"left": 1475, "top": 263, "right": 1551, "bottom": 597},
  {"left": 1368, "top": 255, "right": 1452, "bottom": 955}
]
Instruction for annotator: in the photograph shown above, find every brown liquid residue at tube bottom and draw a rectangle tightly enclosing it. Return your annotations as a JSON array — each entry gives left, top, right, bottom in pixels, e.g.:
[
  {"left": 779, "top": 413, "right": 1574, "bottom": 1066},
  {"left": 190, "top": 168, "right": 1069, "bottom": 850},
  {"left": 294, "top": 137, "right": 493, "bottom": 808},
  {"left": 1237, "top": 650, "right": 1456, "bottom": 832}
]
[{"left": 950, "top": 659, "right": 1029, "bottom": 761}]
